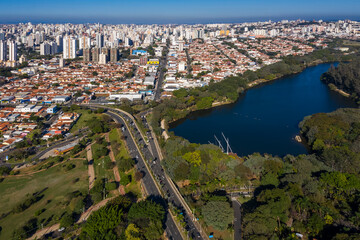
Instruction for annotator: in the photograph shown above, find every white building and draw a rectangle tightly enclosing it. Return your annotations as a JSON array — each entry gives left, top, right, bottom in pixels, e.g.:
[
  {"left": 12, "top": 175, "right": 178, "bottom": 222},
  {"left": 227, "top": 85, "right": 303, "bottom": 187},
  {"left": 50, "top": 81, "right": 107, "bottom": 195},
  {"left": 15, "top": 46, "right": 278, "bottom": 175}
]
[
  {"left": 99, "top": 53, "right": 107, "bottom": 64},
  {"left": 63, "top": 36, "right": 77, "bottom": 59},
  {"left": 109, "top": 93, "right": 143, "bottom": 101},
  {"left": 8, "top": 40, "right": 17, "bottom": 62},
  {"left": 0, "top": 40, "right": 6, "bottom": 61},
  {"left": 40, "top": 42, "right": 51, "bottom": 55},
  {"left": 178, "top": 61, "right": 186, "bottom": 71},
  {"left": 52, "top": 95, "right": 70, "bottom": 103},
  {"left": 96, "top": 34, "right": 104, "bottom": 48},
  {"left": 79, "top": 36, "right": 91, "bottom": 49}
]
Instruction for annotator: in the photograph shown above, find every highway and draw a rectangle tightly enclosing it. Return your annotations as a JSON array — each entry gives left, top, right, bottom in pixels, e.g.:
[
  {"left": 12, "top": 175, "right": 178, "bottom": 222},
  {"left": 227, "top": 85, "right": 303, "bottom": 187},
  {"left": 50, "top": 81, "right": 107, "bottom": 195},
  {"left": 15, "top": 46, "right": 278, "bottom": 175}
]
[
  {"left": 232, "top": 200, "right": 242, "bottom": 240},
  {"left": 139, "top": 111, "right": 207, "bottom": 240},
  {"left": 91, "top": 105, "right": 207, "bottom": 240},
  {"left": 102, "top": 110, "right": 183, "bottom": 240}
]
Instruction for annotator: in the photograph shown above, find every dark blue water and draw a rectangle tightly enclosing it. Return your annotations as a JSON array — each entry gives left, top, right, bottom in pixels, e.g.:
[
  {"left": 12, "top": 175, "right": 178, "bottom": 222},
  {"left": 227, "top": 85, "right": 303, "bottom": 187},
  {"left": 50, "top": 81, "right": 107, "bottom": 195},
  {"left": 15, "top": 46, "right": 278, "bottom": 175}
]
[{"left": 170, "top": 63, "right": 357, "bottom": 157}]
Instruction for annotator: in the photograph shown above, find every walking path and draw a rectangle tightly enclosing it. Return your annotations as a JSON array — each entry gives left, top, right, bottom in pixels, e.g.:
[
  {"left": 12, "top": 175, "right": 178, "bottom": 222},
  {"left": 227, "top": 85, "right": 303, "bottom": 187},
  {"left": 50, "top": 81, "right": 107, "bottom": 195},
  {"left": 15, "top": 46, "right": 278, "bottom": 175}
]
[{"left": 105, "top": 132, "right": 125, "bottom": 195}]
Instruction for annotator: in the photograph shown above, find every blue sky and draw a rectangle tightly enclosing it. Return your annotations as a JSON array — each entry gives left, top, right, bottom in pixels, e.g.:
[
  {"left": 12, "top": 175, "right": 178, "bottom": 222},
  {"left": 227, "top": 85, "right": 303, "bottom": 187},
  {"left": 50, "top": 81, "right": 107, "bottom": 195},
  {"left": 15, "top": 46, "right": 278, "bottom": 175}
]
[{"left": 0, "top": 0, "right": 359, "bottom": 24}]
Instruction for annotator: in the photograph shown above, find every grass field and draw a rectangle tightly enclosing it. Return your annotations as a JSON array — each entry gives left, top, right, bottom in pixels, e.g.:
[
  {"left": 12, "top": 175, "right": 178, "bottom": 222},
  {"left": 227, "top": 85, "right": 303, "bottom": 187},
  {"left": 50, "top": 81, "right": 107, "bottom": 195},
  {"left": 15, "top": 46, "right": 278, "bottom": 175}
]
[
  {"left": 108, "top": 129, "right": 141, "bottom": 198},
  {"left": 124, "top": 169, "right": 142, "bottom": 199},
  {"left": 0, "top": 159, "right": 88, "bottom": 240},
  {"left": 70, "top": 109, "right": 95, "bottom": 133},
  {"left": 109, "top": 128, "right": 131, "bottom": 160},
  {"left": 91, "top": 143, "right": 115, "bottom": 182}
]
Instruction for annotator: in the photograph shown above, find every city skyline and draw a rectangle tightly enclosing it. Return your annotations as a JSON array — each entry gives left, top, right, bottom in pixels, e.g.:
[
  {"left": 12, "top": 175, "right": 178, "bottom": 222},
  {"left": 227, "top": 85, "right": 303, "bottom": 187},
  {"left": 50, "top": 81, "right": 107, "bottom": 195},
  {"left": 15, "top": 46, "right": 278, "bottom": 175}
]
[{"left": 0, "top": 0, "right": 360, "bottom": 24}]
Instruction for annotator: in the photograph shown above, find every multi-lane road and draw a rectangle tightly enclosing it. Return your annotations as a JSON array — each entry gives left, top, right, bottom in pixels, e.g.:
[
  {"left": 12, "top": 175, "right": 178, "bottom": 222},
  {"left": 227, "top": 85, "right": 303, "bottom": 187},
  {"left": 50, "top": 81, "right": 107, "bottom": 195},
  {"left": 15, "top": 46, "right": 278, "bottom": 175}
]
[
  {"left": 102, "top": 110, "right": 183, "bottom": 240},
  {"left": 88, "top": 105, "right": 207, "bottom": 240},
  {"left": 154, "top": 52, "right": 168, "bottom": 101}
]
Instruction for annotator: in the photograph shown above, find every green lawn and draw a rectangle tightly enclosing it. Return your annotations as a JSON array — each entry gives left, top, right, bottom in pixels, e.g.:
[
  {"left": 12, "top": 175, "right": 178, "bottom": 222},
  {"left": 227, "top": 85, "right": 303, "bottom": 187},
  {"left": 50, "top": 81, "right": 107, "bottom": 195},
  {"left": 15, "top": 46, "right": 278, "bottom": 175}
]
[
  {"left": 70, "top": 109, "right": 95, "bottom": 133},
  {"left": 91, "top": 143, "right": 114, "bottom": 182},
  {"left": 109, "top": 128, "right": 131, "bottom": 160},
  {"left": 0, "top": 159, "right": 88, "bottom": 240},
  {"left": 124, "top": 169, "right": 142, "bottom": 199},
  {"left": 109, "top": 129, "right": 141, "bottom": 198}
]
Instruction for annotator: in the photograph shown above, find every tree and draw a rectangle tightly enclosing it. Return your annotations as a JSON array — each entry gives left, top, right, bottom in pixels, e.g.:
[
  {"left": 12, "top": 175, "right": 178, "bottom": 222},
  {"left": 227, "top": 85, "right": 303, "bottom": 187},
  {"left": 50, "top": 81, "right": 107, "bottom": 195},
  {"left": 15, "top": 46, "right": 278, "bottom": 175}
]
[
  {"left": 125, "top": 224, "right": 141, "bottom": 240},
  {"left": 134, "top": 171, "right": 144, "bottom": 181},
  {"left": 117, "top": 157, "right": 135, "bottom": 172},
  {"left": 92, "top": 71, "right": 98, "bottom": 76},
  {"left": 87, "top": 117, "right": 109, "bottom": 134},
  {"left": 0, "top": 166, "right": 11, "bottom": 176},
  {"left": 201, "top": 201, "right": 233, "bottom": 230},
  {"left": 60, "top": 212, "right": 75, "bottom": 228},
  {"left": 82, "top": 204, "right": 123, "bottom": 239},
  {"left": 196, "top": 96, "right": 214, "bottom": 110},
  {"left": 128, "top": 199, "right": 166, "bottom": 239},
  {"left": 183, "top": 151, "right": 202, "bottom": 166}
]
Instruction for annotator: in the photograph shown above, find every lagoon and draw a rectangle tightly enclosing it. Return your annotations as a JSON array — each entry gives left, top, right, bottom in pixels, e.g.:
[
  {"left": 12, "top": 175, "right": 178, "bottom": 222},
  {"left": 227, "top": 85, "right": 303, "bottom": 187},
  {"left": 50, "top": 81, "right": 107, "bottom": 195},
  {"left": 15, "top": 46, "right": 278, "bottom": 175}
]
[{"left": 170, "top": 63, "right": 357, "bottom": 157}]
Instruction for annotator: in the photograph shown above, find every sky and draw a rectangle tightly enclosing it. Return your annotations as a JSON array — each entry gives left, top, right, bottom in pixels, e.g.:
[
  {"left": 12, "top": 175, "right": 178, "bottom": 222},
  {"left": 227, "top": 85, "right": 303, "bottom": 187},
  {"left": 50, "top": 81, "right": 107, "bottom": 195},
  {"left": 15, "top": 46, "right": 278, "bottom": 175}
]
[{"left": 0, "top": 0, "right": 359, "bottom": 24}]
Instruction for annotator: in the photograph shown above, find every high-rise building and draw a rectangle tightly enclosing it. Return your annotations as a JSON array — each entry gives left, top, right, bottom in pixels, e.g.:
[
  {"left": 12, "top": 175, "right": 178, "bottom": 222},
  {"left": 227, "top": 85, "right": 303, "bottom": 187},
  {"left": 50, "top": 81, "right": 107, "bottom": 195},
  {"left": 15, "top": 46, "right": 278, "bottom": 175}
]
[
  {"left": 199, "top": 29, "right": 205, "bottom": 39},
  {"left": 125, "top": 37, "right": 132, "bottom": 47},
  {"left": 27, "top": 36, "right": 34, "bottom": 48},
  {"left": 63, "top": 36, "right": 77, "bottom": 59},
  {"left": 0, "top": 33, "right": 5, "bottom": 41},
  {"left": 40, "top": 42, "right": 51, "bottom": 55},
  {"left": 110, "top": 48, "right": 118, "bottom": 63},
  {"left": 96, "top": 34, "right": 104, "bottom": 48},
  {"left": 8, "top": 41, "right": 17, "bottom": 62},
  {"left": 83, "top": 48, "right": 91, "bottom": 62},
  {"left": 79, "top": 36, "right": 91, "bottom": 49},
  {"left": 56, "top": 35, "right": 63, "bottom": 52},
  {"left": 91, "top": 48, "right": 100, "bottom": 62},
  {"left": 0, "top": 40, "right": 6, "bottom": 61},
  {"left": 50, "top": 42, "right": 57, "bottom": 55}
]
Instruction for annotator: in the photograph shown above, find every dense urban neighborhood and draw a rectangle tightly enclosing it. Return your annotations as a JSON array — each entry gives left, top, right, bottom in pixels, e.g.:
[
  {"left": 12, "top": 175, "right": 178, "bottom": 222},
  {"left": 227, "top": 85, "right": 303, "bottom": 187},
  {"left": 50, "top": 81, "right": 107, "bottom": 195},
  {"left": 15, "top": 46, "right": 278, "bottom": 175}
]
[{"left": 0, "top": 18, "right": 359, "bottom": 240}]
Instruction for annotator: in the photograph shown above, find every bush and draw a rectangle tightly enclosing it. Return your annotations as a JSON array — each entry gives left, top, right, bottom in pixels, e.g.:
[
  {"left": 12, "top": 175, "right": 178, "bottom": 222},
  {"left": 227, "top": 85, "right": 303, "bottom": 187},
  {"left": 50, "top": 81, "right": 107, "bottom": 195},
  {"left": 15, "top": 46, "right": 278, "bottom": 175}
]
[
  {"left": 12, "top": 218, "right": 38, "bottom": 239},
  {"left": 13, "top": 195, "right": 42, "bottom": 213},
  {"left": 34, "top": 208, "right": 46, "bottom": 217},
  {"left": 105, "top": 182, "right": 117, "bottom": 191},
  {"left": 0, "top": 166, "right": 11, "bottom": 176},
  {"left": 105, "top": 160, "right": 115, "bottom": 170},
  {"left": 120, "top": 173, "right": 131, "bottom": 186},
  {"left": 117, "top": 157, "right": 135, "bottom": 172},
  {"left": 134, "top": 171, "right": 144, "bottom": 182},
  {"left": 60, "top": 212, "right": 75, "bottom": 228},
  {"left": 64, "top": 163, "right": 76, "bottom": 171}
]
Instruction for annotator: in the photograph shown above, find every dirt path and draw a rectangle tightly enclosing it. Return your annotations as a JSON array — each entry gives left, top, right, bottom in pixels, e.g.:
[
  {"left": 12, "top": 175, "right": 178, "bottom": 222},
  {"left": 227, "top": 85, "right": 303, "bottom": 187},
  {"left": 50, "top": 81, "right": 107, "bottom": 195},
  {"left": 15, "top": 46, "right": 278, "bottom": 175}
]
[
  {"left": 86, "top": 144, "right": 96, "bottom": 190},
  {"left": 27, "top": 223, "right": 60, "bottom": 240},
  {"left": 105, "top": 132, "right": 125, "bottom": 195}
]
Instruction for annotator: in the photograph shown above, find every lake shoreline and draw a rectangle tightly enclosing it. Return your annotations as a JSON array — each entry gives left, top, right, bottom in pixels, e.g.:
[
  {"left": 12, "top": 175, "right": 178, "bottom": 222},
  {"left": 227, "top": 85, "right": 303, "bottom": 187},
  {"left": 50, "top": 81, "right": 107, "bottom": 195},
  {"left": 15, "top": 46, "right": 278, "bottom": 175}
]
[
  {"left": 167, "top": 59, "right": 330, "bottom": 130},
  {"left": 167, "top": 61, "right": 358, "bottom": 156}
]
